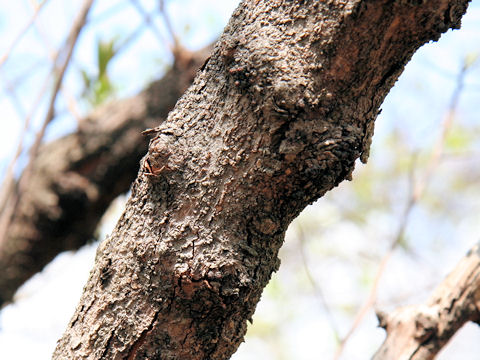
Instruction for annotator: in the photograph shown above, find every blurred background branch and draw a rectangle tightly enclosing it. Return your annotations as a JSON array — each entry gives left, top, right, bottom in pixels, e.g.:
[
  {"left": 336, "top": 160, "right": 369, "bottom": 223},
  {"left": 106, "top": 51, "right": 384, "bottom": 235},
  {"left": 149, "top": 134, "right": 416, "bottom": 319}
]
[
  {"left": 334, "top": 54, "right": 479, "bottom": 360},
  {"left": 0, "top": 0, "right": 94, "bottom": 248}
]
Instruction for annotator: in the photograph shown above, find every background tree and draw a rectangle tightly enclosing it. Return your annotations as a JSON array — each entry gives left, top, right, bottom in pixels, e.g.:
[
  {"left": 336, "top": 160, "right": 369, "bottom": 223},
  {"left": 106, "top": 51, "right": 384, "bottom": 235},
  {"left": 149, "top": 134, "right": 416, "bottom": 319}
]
[{"left": 0, "top": 0, "right": 480, "bottom": 358}]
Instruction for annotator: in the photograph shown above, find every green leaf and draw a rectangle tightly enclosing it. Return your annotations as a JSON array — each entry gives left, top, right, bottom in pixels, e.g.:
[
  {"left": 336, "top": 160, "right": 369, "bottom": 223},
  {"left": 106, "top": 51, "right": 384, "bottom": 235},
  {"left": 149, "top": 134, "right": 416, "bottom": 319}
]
[
  {"left": 97, "top": 38, "right": 118, "bottom": 77},
  {"left": 80, "top": 36, "right": 120, "bottom": 107},
  {"left": 80, "top": 69, "right": 91, "bottom": 93},
  {"left": 445, "top": 125, "right": 473, "bottom": 151}
]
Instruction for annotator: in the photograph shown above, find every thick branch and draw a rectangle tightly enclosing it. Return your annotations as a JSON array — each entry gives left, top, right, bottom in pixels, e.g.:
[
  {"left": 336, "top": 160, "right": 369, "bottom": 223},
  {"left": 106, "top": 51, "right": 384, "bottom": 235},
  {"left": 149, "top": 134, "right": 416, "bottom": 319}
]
[
  {"left": 374, "top": 242, "right": 480, "bottom": 360},
  {"left": 0, "top": 47, "right": 210, "bottom": 306},
  {"left": 53, "top": 0, "right": 470, "bottom": 359}
]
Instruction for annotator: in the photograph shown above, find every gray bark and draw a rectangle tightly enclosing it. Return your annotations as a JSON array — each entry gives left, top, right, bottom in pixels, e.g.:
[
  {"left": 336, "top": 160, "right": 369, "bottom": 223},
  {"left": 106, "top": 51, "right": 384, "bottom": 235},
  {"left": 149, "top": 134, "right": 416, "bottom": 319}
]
[
  {"left": 0, "top": 47, "right": 210, "bottom": 306},
  {"left": 53, "top": 0, "right": 471, "bottom": 359}
]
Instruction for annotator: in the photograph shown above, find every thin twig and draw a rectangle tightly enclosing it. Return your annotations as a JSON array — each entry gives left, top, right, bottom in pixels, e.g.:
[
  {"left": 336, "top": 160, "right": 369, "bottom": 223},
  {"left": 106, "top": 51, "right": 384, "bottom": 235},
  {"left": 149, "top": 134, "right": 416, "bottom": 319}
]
[
  {"left": 109, "top": 0, "right": 174, "bottom": 70},
  {"left": 413, "top": 63, "right": 467, "bottom": 201},
  {"left": 129, "top": 0, "right": 171, "bottom": 48},
  {"left": 159, "top": 0, "right": 179, "bottom": 49},
  {"left": 0, "top": 70, "right": 52, "bottom": 218},
  {"left": 30, "top": 4, "right": 82, "bottom": 122},
  {"left": 297, "top": 223, "right": 341, "bottom": 342},
  {"left": 2, "top": 76, "right": 27, "bottom": 119},
  {"left": 0, "top": 0, "right": 48, "bottom": 69},
  {"left": 113, "top": 23, "right": 149, "bottom": 58},
  {"left": 333, "top": 61, "right": 470, "bottom": 360},
  {"left": 333, "top": 194, "right": 415, "bottom": 360},
  {"left": 5, "top": 58, "right": 46, "bottom": 87},
  {"left": 0, "top": 0, "right": 95, "bottom": 246},
  {"left": 87, "top": 2, "right": 129, "bottom": 26}
]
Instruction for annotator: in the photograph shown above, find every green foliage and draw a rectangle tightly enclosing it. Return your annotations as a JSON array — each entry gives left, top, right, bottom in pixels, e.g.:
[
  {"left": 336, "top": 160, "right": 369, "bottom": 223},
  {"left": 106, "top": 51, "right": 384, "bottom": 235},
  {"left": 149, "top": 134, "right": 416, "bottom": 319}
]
[
  {"left": 445, "top": 124, "right": 474, "bottom": 151},
  {"left": 81, "top": 37, "right": 119, "bottom": 107}
]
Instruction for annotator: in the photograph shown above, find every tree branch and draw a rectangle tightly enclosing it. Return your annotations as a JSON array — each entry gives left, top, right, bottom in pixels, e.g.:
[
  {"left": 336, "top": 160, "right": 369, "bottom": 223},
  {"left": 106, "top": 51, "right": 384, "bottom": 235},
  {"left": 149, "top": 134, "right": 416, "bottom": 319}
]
[
  {"left": 0, "top": 46, "right": 210, "bottom": 306},
  {"left": 53, "top": 0, "right": 471, "bottom": 359},
  {"left": 374, "top": 242, "right": 480, "bottom": 360},
  {"left": 0, "top": 0, "right": 95, "bottom": 245}
]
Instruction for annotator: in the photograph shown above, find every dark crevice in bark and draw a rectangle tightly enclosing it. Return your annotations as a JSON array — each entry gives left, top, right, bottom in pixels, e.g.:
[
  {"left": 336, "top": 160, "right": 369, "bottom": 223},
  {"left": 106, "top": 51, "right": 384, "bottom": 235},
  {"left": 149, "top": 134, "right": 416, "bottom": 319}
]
[{"left": 125, "top": 308, "right": 162, "bottom": 360}]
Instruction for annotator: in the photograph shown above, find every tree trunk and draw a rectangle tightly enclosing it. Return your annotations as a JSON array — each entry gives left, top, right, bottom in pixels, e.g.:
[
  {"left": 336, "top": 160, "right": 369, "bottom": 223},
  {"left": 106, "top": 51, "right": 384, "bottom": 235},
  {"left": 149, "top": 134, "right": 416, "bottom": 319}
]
[
  {"left": 0, "top": 47, "right": 210, "bottom": 307},
  {"left": 53, "top": 0, "right": 470, "bottom": 359}
]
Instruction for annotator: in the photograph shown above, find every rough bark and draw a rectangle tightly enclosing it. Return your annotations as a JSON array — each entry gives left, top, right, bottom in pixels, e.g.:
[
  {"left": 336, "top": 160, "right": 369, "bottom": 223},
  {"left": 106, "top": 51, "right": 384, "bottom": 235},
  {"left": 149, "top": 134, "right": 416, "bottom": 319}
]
[
  {"left": 53, "top": 0, "right": 470, "bottom": 359},
  {"left": 374, "top": 242, "right": 480, "bottom": 360},
  {"left": 0, "top": 47, "right": 210, "bottom": 306}
]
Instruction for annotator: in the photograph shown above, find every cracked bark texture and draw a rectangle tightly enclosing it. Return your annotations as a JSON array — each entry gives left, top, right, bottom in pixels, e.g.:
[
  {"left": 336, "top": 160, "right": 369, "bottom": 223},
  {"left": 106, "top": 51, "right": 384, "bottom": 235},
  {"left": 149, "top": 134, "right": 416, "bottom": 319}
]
[
  {"left": 0, "top": 47, "right": 210, "bottom": 307},
  {"left": 53, "top": 0, "right": 470, "bottom": 359},
  {"left": 374, "top": 242, "right": 480, "bottom": 360}
]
